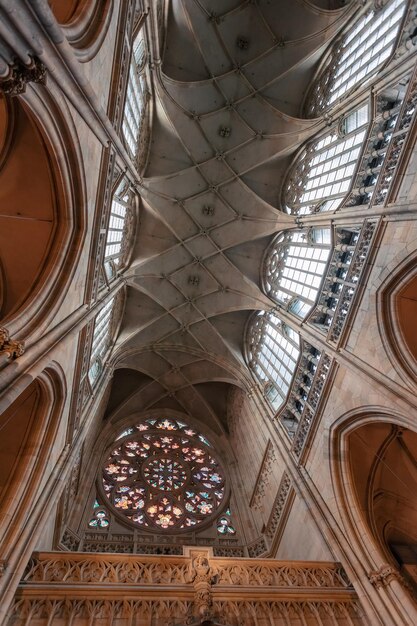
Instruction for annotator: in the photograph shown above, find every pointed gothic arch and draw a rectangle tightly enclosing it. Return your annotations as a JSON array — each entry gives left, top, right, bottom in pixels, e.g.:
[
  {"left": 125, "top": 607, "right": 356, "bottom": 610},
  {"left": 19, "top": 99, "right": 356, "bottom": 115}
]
[
  {"left": 378, "top": 253, "right": 417, "bottom": 386},
  {"left": 0, "top": 88, "right": 86, "bottom": 339},
  {"left": 330, "top": 408, "right": 417, "bottom": 612},
  {"left": 0, "top": 365, "right": 66, "bottom": 558},
  {"left": 47, "top": 0, "right": 113, "bottom": 62}
]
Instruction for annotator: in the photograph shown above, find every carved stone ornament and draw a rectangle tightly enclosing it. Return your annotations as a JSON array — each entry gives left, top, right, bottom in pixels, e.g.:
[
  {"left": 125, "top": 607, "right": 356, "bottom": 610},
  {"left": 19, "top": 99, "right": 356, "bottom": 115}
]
[
  {"left": 368, "top": 563, "right": 404, "bottom": 589},
  {"left": 0, "top": 58, "right": 47, "bottom": 97},
  {"left": 0, "top": 327, "right": 25, "bottom": 360},
  {"left": 187, "top": 554, "right": 218, "bottom": 621}
]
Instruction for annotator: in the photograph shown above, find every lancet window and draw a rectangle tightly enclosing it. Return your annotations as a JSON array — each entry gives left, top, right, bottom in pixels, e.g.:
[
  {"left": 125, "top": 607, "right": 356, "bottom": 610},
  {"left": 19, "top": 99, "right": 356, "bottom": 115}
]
[
  {"left": 122, "top": 29, "right": 147, "bottom": 156},
  {"left": 102, "top": 417, "right": 227, "bottom": 532},
  {"left": 88, "top": 297, "right": 115, "bottom": 385},
  {"left": 285, "top": 104, "right": 369, "bottom": 215},
  {"left": 264, "top": 228, "right": 332, "bottom": 318},
  {"left": 246, "top": 311, "right": 300, "bottom": 410},
  {"left": 104, "top": 179, "right": 134, "bottom": 280},
  {"left": 308, "top": 0, "right": 406, "bottom": 115}
]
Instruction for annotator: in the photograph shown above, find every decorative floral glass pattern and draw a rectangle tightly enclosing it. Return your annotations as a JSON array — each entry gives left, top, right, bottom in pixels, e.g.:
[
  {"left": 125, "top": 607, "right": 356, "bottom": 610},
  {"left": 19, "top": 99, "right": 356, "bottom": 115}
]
[
  {"left": 88, "top": 500, "right": 110, "bottom": 529},
  {"left": 102, "top": 418, "right": 226, "bottom": 531},
  {"left": 217, "top": 508, "right": 236, "bottom": 535}
]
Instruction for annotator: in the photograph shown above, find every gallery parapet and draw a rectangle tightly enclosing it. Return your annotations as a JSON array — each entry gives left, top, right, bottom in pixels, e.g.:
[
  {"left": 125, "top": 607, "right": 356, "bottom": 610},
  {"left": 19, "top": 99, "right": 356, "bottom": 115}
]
[{"left": 307, "top": 220, "right": 378, "bottom": 344}]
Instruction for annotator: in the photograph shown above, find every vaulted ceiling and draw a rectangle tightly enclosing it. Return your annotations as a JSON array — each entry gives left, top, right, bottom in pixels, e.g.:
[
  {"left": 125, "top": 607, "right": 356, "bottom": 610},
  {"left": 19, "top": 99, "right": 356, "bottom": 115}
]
[{"left": 107, "top": 0, "right": 355, "bottom": 434}]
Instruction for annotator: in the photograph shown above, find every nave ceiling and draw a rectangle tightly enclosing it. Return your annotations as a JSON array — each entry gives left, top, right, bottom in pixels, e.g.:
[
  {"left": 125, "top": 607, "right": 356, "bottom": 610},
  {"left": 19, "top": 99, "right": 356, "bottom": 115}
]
[{"left": 107, "top": 0, "right": 354, "bottom": 434}]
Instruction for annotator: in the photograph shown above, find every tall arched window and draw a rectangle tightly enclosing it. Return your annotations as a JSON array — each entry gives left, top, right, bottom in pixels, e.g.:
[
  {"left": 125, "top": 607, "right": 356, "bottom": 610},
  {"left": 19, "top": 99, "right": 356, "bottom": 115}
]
[
  {"left": 264, "top": 228, "right": 332, "bottom": 318},
  {"left": 246, "top": 311, "right": 300, "bottom": 410},
  {"left": 122, "top": 29, "right": 147, "bottom": 156},
  {"left": 104, "top": 178, "right": 135, "bottom": 280},
  {"left": 88, "top": 297, "right": 115, "bottom": 385},
  {"left": 285, "top": 104, "right": 369, "bottom": 215},
  {"left": 308, "top": 0, "right": 406, "bottom": 114}
]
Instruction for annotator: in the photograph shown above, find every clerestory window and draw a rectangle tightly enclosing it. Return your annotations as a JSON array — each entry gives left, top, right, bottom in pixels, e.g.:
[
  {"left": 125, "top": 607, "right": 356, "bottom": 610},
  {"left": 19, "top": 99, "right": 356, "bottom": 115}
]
[
  {"left": 104, "top": 179, "right": 133, "bottom": 280},
  {"left": 308, "top": 0, "right": 406, "bottom": 114},
  {"left": 285, "top": 104, "right": 369, "bottom": 215},
  {"left": 122, "top": 29, "right": 147, "bottom": 156},
  {"left": 247, "top": 311, "right": 300, "bottom": 410},
  {"left": 264, "top": 228, "right": 332, "bottom": 318}
]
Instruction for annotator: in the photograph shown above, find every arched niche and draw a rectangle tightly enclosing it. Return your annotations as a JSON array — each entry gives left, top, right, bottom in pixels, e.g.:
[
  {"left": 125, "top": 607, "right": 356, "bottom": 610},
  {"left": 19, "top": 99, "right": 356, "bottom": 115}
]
[
  {"left": 0, "top": 92, "right": 85, "bottom": 337},
  {"left": 48, "top": 0, "right": 89, "bottom": 24},
  {"left": 396, "top": 275, "right": 417, "bottom": 362},
  {"left": 379, "top": 255, "right": 417, "bottom": 386},
  {"left": 47, "top": 0, "right": 112, "bottom": 62},
  {"left": 332, "top": 412, "right": 417, "bottom": 601},
  {"left": 0, "top": 367, "right": 65, "bottom": 552}
]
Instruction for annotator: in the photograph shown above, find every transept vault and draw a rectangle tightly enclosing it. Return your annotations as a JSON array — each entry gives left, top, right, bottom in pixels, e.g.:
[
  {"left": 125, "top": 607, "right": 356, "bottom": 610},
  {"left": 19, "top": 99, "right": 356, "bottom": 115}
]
[{"left": 1, "top": 0, "right": 417, "bottom": 625}]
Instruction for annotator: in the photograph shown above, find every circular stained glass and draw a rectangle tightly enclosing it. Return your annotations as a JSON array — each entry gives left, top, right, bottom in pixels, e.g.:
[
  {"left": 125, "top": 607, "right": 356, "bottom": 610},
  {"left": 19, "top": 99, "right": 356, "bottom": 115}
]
[
  {"left": 143, "top": 457, "right": 187, "bottom": 490},
  {"left": 102, "top": 418, "right": 226, "bottom": 532}
]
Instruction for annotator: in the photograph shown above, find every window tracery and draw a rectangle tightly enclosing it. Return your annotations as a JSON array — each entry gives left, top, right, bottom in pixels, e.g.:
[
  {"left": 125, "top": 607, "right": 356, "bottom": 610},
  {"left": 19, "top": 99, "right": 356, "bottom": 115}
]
[
  {"left": 122, "top": 29, "right": 148, "bottom": 157},
  {"left": 102, "top": 418, "right": 226, "bottom": 532},
  {"left": 88, "top": 499, "right": 110, "bottom": 529},
  {"left": 88, "top": 297, "right": 115, "bottom": 385},
  {"left": 307, "top": 0, "right": 406, "bottom": 115},
  {"left": 285, "top": 104, "right": 369, "bottom": 215},
  {"left": 246, "top": 311, "right": 300, "bottom": 410},
  {"left": 264, "top": 228, "right": 332, "bottom": 318},
  {"left": 104, "top": 178, "right": 135, "bottom": 280},
  {"left": 217, "top": 508, "right": 236, "bottom": 535}
]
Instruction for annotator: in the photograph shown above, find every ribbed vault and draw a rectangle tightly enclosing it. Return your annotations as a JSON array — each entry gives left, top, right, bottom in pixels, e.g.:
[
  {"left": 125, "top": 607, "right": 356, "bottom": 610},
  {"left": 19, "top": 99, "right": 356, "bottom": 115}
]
[{"left": 109, "top": 0, "right": 355, "bottom": 431}]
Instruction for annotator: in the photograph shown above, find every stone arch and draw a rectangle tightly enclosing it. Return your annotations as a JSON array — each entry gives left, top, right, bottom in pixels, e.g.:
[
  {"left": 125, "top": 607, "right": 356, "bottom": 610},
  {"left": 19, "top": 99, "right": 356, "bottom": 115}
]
[
  {"left": 0, "top": 365, "right": 66, "bottom": 556},
  {"left": 330, "top": 408, "right": 417, "bottom": 618},
  {"left": 47, "top": 0, "right": 113, "bottom": 62},
  {"left": 0, "top": 89, "right": 85, "bottom": 338},
  {"left": 378, "top": 253, "right": 417, "bottom": 386}
]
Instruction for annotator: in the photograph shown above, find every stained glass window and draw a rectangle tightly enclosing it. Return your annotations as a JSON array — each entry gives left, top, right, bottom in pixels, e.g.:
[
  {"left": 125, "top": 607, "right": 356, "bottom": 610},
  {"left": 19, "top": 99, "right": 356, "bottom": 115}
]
[
  {"left": 285, "top": 105, "right": 369, "bottom": 215},
  {"left": 102, "top": 418, "right": 226, "bottom": 532},
  {"left": 246, "top": 311, "right": 300, "bottom": 410},
  {"left": 122, "top": 29, "right": 148, "bottom": 156},
  {"left": 309, "top": 0, "right": 406, "bottom": 114},
  {"left": 88, "top": 500, "right": 110, "bottom": 529},
  {"left": 217, "top": 508, "right": 236, "bottom": 535},
  {"left": 265, "top": 228, "right": 332, "bottom": 318}
]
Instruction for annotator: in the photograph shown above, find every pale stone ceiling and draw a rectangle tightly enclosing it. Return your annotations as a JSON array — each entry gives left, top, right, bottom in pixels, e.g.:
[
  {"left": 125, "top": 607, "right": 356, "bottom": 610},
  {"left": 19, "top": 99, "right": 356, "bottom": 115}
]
[{"left": 108, "top": 0, "right": 354, "bottom": 433}]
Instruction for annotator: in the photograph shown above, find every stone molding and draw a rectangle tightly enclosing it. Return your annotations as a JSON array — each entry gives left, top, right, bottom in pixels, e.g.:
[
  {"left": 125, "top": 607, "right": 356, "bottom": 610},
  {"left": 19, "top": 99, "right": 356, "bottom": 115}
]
[
  {"left": 0, "top": 58, "right": 46, "bottom": 97},
  {"left": 368, "top": 563, "right": 411, "bottom": 591},
  {"left": 250, "top": 441, "right": 277, "bottom": 510},
  {"left": 0, "top": 327, "right": 25, "bottom": 361},
  {"left": 265, "top": 472, "right": 293, "bottom": 542},
  {"left": 8, "top": 598, "right": 365, "bottom": 625},
  {"left": 22, "top": 552, "right": 352, "bottom": 591},
  {"left": 13, "top": 551, "right": 363, "bottom": 624}
]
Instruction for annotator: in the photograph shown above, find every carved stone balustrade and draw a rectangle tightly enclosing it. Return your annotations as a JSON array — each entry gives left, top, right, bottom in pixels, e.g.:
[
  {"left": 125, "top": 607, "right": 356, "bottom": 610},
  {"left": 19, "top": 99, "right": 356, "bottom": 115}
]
[
  {"left": 8, "top": 550, "right": 366, "bottom": 625},
  {"left": 309, "top": 221, "right": 377, "bottom": 344}
]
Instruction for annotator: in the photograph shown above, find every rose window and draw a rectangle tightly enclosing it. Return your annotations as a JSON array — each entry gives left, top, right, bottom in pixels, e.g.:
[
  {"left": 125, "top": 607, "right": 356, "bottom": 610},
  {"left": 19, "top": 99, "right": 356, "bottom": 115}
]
[{"left": 102, "top": 418, "right": 226, "bottom": 531}]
